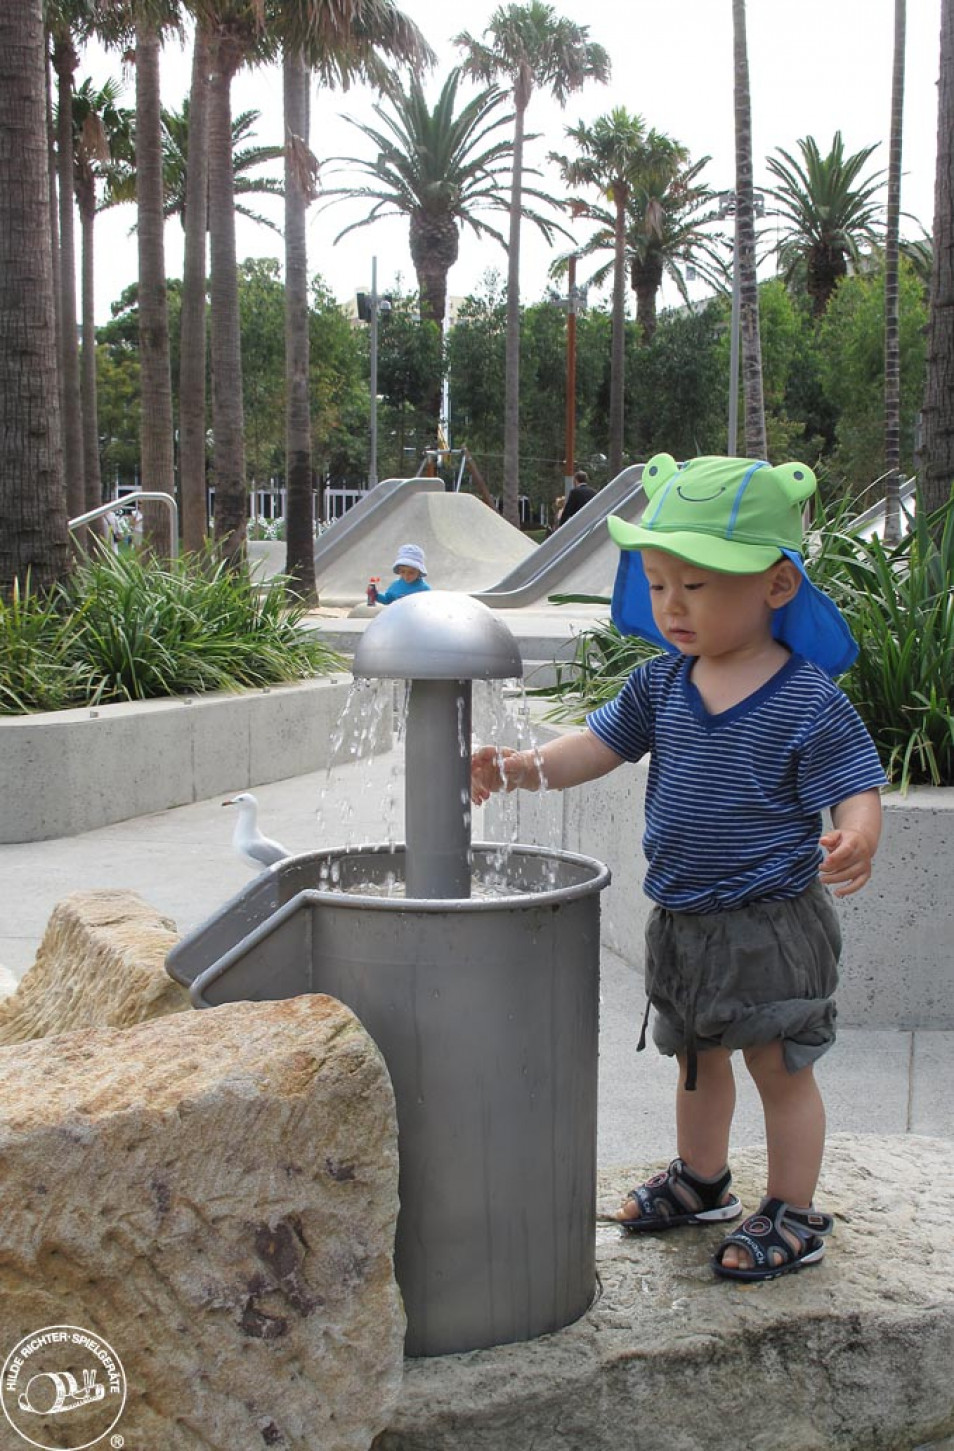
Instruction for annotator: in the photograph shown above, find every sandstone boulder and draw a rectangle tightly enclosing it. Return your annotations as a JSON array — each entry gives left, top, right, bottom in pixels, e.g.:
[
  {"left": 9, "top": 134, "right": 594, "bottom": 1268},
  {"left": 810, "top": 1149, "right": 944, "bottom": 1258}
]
[
  {"left": 0, "top": 888, "right": 187, "bottom": 1045},
  {"left": 0, "top": 994, "right": 404, "bottom": 1450},
  {"left": 379, "top": 1134, "right": 954, "bottom": 1451}
]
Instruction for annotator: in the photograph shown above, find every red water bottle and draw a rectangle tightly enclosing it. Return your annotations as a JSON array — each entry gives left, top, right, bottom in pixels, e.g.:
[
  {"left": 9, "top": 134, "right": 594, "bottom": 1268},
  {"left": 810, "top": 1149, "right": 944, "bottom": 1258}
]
[{"left": 367, "top": 577, "right": 380, "bottom": 605}]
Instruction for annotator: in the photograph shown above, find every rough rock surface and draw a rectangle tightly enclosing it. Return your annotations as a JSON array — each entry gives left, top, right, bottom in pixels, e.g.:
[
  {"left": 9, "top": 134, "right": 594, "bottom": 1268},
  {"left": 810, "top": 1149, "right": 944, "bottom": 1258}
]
[
  {"left": 378, "top": 1134, "right": 954, "bottom": 1451},
  {"left": 0, "top": 994, "right": 404, "bottom": 1450},
  {"left": 0, "top": 888, "right": 187, "bottom": 1044}
]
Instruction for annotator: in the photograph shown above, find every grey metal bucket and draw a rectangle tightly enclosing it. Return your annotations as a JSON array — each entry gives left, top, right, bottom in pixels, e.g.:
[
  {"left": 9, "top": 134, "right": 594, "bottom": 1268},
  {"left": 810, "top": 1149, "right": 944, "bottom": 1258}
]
[{"left": 167, "top": 842, "right": 610, "bottom": 1357}]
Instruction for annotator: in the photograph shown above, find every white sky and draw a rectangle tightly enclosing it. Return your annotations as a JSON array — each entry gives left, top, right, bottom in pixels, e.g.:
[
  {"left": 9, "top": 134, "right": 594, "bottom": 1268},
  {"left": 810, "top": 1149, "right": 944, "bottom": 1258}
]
[{"left": 85, "top": 0, "right": 943, "bottom": 325}]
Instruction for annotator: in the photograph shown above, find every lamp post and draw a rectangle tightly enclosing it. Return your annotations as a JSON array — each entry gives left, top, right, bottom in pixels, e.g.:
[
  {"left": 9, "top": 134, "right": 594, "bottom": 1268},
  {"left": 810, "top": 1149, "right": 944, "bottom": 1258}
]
[
  {"left": 356, "top": 257, "right": 392, "bottom": 488},
  {"left": 718, "top": 190, "right": 765, "bottom": 457}
]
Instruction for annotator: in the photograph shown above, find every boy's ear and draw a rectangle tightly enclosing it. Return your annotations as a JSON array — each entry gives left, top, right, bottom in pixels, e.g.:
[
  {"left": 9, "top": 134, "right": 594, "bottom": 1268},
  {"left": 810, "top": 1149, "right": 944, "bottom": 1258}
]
[{"left": 767, "top": 558, "right": 802, "bottom": 607}]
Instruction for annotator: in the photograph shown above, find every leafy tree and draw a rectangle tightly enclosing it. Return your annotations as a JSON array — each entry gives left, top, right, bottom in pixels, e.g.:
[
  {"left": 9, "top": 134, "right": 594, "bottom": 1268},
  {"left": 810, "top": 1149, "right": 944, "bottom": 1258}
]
[
  {"left": 308, "top": 276, "right": 369, "bottom": 488},
  {"left": 816, "top": 258, "right": 927, "bottom": 495},
  {"left": 375, "top": 293, "right": 443, "bottom": 477},
  {"left": 765, "top": 132, "right": 886, "bottom": 318},
  {"left": 629, "top": 300, "right": 727, "bottom": 462},
  {"left": 238, "top": 259, "right": 286, "bottom": 486},
  {"left": 456, "top": 2, "right": 610, "bottom": 524}
]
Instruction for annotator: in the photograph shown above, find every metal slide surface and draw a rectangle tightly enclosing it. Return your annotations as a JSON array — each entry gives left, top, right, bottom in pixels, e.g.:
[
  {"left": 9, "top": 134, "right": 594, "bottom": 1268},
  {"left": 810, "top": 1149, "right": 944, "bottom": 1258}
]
[{"left": 474, "top": 464, "right": 646, "bottom": 608}]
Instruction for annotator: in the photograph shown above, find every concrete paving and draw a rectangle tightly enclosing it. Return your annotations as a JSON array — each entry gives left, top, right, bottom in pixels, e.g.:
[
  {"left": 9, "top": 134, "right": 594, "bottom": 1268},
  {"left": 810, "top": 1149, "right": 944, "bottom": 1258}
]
[{"left": 1, "top": 742, "right": 950, "bottom": 1168}]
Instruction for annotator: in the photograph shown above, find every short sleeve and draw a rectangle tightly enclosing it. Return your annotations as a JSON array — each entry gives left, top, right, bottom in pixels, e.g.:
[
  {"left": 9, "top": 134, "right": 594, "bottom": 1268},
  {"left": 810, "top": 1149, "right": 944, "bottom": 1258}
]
[
  {"left": 586, "top": 663, "right": 655, "bottom": 763},
  {"left": 796, "top": 692, "right": 886, "bottom": 812}
]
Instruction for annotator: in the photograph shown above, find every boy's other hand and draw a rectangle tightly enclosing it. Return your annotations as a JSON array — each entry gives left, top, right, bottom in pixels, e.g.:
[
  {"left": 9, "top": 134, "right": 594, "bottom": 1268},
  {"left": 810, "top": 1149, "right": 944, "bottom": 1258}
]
[{"left": 818, "top": 828, "right": 874, "bottom": 897}]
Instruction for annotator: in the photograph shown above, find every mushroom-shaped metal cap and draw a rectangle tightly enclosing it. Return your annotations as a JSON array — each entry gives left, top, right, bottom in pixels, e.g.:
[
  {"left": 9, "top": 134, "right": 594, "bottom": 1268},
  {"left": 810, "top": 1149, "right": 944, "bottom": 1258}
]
[{"left": 353, "top": 591, "right": 524, "bottom": 681}]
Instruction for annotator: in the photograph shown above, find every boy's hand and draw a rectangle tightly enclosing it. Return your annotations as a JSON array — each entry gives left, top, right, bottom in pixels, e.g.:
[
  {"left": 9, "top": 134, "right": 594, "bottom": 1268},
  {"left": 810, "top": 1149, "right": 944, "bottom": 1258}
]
[
  {"left": 470, "top": 746, "right": 528, "bottom": 804},
  {"left": 818, "top": 827, "right": 874, "bottom": 897}
]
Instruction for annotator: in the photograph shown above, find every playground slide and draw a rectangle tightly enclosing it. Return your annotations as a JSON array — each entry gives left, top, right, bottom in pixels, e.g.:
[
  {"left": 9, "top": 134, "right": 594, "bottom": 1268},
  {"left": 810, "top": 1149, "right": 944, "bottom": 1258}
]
[
  {"left": 475, "top": 464, "right": 646, "bottom": 608},
  {"left": 312, "top": 476, "right": 444, "bottom": 573}
]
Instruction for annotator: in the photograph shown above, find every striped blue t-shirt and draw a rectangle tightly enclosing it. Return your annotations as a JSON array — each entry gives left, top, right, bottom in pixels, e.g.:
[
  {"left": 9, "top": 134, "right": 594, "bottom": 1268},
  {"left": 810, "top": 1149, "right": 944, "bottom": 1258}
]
[{"left": 587, "top": 652, "right": 886, "bottom": 913}]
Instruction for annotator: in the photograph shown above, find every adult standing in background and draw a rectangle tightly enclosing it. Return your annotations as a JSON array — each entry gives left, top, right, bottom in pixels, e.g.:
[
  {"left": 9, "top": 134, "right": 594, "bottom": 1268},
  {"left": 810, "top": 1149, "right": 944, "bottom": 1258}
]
[{"left": 555, "top": 469, "right": 596, "bottom": 527}]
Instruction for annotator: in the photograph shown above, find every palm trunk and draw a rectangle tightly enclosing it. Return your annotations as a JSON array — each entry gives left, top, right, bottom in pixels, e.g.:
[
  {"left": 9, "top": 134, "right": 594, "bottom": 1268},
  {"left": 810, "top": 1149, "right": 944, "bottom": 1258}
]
[
  {"left": 0, "top": 0, "right": 68, "bottom": 595},
  {"left": 732, "top": 0, "right": 767, "bottom": 459},
  {"left": 208, "top": 33, "right": 247, "bottom": 564},
  {"left": 136, "top": 18, "right": 176, "bottom": 554},
  {"left": 883, "top": 0, "right": 906, "bottom": 546},
  {"left": 502, "top": 89, "right": 527, "bottom": 527},
  {"left": 54, "top": 33, "right": 85, "bottom": 521},
  {"left": 179, "top": 23, "right": 211, "bottom": 554},
  {"left": 609, "top": 185, "right": 626, "bottom": 477},
  {"left": 283, "top": 49, "right": 317, "bottom": 603},
  {"left": 78, "top": 182, "right": 103, "bottom": 515},
  {"left": 919, "top": 0, "right": 954, "bottom": 519},
  {"left": 45, "top": 37, "right": 62, "bottom": 439}
]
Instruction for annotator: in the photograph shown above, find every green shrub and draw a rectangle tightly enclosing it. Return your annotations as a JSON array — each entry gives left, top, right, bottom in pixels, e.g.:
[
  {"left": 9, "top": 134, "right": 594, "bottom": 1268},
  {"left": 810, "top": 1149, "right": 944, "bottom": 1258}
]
[
  {"left": 532, "top": 493, "right": 954, "bottom": 791},
  {"left": 0, "top": 546, "right": 342, "bottom": 715}
]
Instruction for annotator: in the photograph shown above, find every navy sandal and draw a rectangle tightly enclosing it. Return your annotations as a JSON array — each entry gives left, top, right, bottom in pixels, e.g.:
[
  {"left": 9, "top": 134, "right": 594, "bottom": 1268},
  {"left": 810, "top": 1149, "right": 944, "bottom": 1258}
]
[
  {"left": 612, "top": 1158, "right": 742, "bottom": 1234},
  {"left": 712, "top": 1197, "right": 834, "bottom": 1281}
]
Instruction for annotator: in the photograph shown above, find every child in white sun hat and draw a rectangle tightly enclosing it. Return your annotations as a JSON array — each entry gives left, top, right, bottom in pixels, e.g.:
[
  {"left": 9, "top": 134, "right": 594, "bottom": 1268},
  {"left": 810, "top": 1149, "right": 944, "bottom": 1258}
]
[
  {"left": 471, "top": 453, "right": 885, "bottom": 1283},
  {"left": 369, "top": 543, "right": 431, "bottom": 605}
]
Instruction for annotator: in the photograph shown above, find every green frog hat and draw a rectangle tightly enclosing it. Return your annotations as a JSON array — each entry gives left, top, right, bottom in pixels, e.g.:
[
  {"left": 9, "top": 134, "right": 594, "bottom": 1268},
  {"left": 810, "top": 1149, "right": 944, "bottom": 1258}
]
[{"left": 607, "top": 453, "right": 858, "bottom": 677}]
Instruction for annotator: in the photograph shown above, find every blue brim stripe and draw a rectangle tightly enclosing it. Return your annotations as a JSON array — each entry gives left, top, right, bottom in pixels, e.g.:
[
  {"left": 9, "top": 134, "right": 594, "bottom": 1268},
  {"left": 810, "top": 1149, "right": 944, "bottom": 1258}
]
[{"left": 610, "top": 548, "right": 858, "bottom": 679}]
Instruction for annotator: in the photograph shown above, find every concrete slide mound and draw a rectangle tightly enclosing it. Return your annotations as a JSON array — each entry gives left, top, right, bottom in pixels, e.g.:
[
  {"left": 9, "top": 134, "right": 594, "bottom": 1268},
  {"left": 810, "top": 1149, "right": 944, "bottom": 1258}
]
[{"left": 315, "top": 483, "right": 535, "bottom": 607}]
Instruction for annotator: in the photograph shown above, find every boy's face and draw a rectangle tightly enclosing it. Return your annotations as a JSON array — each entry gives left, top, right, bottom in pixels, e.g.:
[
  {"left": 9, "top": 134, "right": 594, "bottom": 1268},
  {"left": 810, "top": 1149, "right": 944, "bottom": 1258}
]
[
  {"left": 395, "top": 565, "right": 421, "bottom": 584},
  {"left": 641, "top": 547, "right": 800, "bottom": 660}
]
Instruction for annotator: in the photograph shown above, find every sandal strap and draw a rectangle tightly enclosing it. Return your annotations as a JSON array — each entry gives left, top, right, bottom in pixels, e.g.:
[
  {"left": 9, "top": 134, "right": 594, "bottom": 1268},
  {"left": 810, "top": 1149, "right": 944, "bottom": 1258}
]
[
  {"left": 717, "top": 1197, "right": 832, "bottom": 1269},
  {"left": 628, "top": 1158, "right": 732, "bottom": 1220}
]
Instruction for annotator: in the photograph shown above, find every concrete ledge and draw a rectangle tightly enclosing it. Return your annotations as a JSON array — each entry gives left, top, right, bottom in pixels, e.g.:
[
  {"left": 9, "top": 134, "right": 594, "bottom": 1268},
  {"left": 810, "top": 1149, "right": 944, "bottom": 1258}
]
[
  {"left": 378, "top": 1134, "right": 954, "bottom": 1451},
  {"left": 486, "top": 724, "right": 954, "bottom": 1030},
  {"left": 0, "top": 676, "right": 384, "bottom": 843}
]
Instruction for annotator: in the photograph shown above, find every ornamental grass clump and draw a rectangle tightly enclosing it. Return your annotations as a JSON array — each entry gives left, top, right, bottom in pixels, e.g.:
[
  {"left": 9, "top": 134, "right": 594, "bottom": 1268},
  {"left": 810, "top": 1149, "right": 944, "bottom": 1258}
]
[
  {"left": 532, "top": 492, "right": 954, "bottom": 792},
  {"left": 0, "top": 547, "right": 342, "bottom": 715}
]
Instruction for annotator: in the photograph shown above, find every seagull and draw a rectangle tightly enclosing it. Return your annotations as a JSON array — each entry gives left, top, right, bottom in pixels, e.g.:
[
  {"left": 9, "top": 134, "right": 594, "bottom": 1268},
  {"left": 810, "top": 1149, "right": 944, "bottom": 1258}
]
[{"left": 222, "top": 792, "right": 291, "bottom": 871}]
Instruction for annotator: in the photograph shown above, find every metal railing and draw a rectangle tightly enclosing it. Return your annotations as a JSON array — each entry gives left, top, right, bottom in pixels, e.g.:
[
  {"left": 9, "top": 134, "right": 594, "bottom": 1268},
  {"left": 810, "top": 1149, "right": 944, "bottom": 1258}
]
[{"left": 69, "top": 491, "right": 179, "bottom": 559}]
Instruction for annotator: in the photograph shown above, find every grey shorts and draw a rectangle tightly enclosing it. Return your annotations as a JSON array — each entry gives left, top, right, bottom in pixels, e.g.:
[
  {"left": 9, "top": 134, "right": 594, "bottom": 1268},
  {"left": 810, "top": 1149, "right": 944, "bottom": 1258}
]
[{"left": 644, "top": 880, "right": 842, "bottom": 1077}]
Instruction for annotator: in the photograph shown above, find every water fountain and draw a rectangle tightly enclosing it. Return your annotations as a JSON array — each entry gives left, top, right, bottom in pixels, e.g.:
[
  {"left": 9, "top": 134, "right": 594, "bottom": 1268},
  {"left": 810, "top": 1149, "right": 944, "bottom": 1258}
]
[{"left": 166, "top": 592, "right": 610, "bottom": 1357}]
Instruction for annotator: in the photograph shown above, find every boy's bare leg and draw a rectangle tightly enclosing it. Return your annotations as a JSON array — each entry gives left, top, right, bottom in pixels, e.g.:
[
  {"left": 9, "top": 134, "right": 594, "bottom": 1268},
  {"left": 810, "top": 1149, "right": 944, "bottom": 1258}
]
[
  {"left": 719, "top": 1040, "right": 826, "bottom": 1271},
  {"left": 675, "top": 1046, "right": 736, "bottom": 1178},
  {"left": 617, "top": 1047, "right": 736, "bottom": 1222}
]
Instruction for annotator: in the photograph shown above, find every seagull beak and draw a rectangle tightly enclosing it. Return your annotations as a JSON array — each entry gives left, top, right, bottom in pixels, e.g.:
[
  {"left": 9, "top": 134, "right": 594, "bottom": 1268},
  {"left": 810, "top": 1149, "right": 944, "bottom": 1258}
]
[{"left": 222, "top": 798, "right": 236, "bottom": 807}]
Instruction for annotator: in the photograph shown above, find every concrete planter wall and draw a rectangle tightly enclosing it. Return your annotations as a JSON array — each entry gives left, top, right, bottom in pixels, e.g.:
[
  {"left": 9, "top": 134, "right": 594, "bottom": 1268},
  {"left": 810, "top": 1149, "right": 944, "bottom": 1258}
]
[
  {"left": 0, "top": 676, "right": 384, "bottom": 845},
  {"left": 487, "top": 723, "right": 954, "bottom": 1031}
]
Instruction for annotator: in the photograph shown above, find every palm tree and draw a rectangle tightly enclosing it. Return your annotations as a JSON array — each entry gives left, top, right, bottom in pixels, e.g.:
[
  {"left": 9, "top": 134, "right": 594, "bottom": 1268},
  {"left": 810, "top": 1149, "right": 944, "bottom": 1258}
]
[
  {"left": 72, "top": 76, "right": 135, "bottom": 512},
  {"left": 136, "top": 10, "right": 177, "bottom": 548},
  {"left": 918, "top": 0, "right": 954, "bottom": 518},
  {"left": 282, "top": 47, "right": 319, "bottom": 601},
  {"left": 48, "top": 3, "right": 85, "bottom": 519},
  {"left": 188, "top": 0, "right": 430, "bottom": 565},
  {"left": 883, "top": 0, "right": 906, "bottom": 545},
  {"left": 323, "top": 69, "right": 561, "bottom": 333},
  {"left": 456, "top": 2, "right": 609, "bottom": 525},
  {"left": 1, "top": 0, "right": 68, "bottom": 595},
  {"left": 179, "top": 21, "right": 211, "bottom": 554},
  {"left": 552, "top": 114, "right": 702, "bottom": 473},
  {"left": 552, "top": 109, "right": 646, "bottom": 477},
  {"left": 161, "top": 98, "right": 284, "bottom": 233},
  {"left": 626, "top": 157, "right": 728, "bottom": 342},
  {"left": 732, "top": 0, "right": 767, "bottom": 458},
  {"left": 765, "top": 133, "right": 886, "bottom": 319}
]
